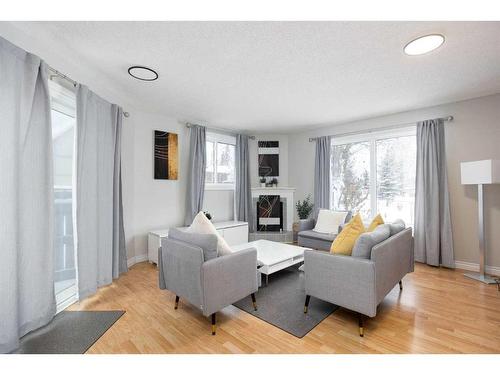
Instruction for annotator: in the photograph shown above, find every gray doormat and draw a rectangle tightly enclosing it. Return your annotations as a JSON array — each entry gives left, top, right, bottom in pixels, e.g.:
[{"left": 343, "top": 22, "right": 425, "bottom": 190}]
[
  {"left": 233, "top": 266, "right": 338, "bottom": 338},
  {"left": 13, "top": 310, "right": 124, "bottom": 354}
]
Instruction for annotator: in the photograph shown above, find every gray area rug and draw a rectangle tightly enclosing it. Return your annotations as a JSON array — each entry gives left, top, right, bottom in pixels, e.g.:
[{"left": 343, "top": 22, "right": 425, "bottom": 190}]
[
  {"left": 13, "top": 310, "right": 124, "bottom": 354},
  {"left": 233, "top": 266, "right": 338, "bottom": 338}
]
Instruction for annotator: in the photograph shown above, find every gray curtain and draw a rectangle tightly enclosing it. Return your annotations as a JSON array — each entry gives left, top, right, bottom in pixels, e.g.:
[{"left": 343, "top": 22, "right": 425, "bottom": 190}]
[
  {"left": 0, "top": 37, "right": 56, "bottom": 353},
  {"left": 235, "top": 134, "right": 253, "bottom": 229},
  {"left": 112, "top": 105, "right": 128, "bottom": 278},
  {"left": 185, "top": 125, "right": 206, "bottom": 225},
  {"left": 76, "top": 85, "right": 127, "bottom": 300},
  {"left": 414, "top": 119, "right": 454, "bottom": 267},
  {"left": 313, "top": 136, "right": 331, "bottom": 217}
]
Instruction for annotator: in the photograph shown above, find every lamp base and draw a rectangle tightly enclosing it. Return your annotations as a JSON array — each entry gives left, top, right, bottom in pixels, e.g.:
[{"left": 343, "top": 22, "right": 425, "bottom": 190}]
[{"left": 464, "top": 272, "right": 497, "bottom": 284}]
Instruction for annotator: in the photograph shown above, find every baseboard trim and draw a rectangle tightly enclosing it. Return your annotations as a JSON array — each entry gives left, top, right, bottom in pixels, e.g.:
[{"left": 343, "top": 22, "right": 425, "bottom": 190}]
[
  {"left": 127, "top": 254, "right": 149, "bottom": 268},
  {"left": 455, "top": 261, "right": 500, "bottom": 277}
]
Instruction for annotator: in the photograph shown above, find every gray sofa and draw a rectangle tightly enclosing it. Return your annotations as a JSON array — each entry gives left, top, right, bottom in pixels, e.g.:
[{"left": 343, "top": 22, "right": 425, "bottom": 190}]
[
  {"left": 303, "top": 222, "right": 414, "bottom": 337},
  {"left": 158, "top": 228, "right": 258, "bottom": 335},
  {"left": 297, "top": 211, "right": 352, "bottom": 251}
]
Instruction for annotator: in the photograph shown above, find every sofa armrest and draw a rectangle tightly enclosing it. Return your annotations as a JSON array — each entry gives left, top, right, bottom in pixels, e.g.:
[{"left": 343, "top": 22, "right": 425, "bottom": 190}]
[
  {"left": 304, "top": 250, "right": 377, "bottom": 317},
  {"left": 371, "top": 228, "right": 413, "bottom": 304},
  {"left": 298, "top": 218, "right": 315, "bottom": 232},
  {"left": 160, "top": 237, "right": 204, "bottom": 309},
  {"left": 201, "top": 248, "right": 258, "bottom": 316}
]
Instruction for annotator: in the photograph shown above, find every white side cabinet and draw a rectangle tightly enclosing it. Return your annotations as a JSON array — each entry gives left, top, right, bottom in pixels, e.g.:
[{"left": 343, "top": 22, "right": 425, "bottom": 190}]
[
  {"left": 148, "top": 229, "right": 169, "bottom": 265},
  {"left": 148, "top": 221, "right": 248, "bottom": 265}
]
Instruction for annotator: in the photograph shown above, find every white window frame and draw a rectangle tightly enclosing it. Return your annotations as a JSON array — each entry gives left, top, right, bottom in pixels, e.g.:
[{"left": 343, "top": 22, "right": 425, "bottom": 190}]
[
  {"left": 331, "top": 125, "right": 416, "bottom": 219},
  {"left": 205, "top": 132, "right": 236, "bottom": 191}
]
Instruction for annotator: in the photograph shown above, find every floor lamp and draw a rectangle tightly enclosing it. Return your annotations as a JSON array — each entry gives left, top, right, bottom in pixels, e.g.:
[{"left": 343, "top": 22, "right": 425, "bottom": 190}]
[{"left": 460, "top": 159, "right": 500, "bottom": 284}]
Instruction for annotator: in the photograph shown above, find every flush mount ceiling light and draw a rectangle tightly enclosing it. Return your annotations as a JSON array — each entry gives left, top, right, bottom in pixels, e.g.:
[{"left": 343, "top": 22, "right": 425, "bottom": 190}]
[
  {"left": 128, "top": 66, "right": 158, "bottom": 81},
  {"left": 404, "top": 34, "right": 445, "bottom": 56}
]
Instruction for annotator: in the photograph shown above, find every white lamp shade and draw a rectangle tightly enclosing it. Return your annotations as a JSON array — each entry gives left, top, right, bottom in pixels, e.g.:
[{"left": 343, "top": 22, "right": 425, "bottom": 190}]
[{"left": 461, "top": 159, "right": 500, "bottom": 185}]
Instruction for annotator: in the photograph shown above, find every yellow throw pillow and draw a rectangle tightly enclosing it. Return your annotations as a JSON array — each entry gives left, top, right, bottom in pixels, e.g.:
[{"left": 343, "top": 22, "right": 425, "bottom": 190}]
[
  {"left": 330, "top": 213, "right": 365, "bottom": 256},
  {"left": 367, "top": 214, "right": 384, "bottom": 232}
]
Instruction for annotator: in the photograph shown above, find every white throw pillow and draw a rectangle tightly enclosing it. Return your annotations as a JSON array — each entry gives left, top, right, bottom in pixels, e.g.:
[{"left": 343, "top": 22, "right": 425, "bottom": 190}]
[
  {"left": 186, "top": 212, "right": 233, "bottom": 256},
  {"left": 313, "top": 209, "right": 348, "bottom": 234}
]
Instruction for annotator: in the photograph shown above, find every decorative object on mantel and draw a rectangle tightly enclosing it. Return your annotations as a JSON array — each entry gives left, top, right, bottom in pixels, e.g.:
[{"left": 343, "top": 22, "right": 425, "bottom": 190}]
[
  {"left": 271, "top": 178, "right": 278, "bottom": 187},
  {"left": 154, "top": 130, "right": 178, "bottom": 180},
  {"left": 260, "top": 177, "right": 266, "bottom": 187},
  {"left": 460, "top": 159, "right": 500, "bottom": 284},
  {"left": 203, "top": 211, "right": 212, "bottom": 221}
]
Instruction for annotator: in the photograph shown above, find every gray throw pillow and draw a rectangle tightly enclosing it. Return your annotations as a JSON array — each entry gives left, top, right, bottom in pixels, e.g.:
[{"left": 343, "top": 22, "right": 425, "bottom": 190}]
[
  {"left": 168, "top": 228, "right": 218, "bottom": 261},
  {"left": 388, "top": 219, "right": 406, "bottom": 236},
  {"left": 351, "top": 224, "right": 391, "bottom": 259}
]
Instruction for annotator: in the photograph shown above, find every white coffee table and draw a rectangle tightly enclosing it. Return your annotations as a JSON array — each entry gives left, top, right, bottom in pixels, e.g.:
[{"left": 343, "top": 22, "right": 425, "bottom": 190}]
[{"left": 232, "top": 240, "right": 308, "bottom": 286}]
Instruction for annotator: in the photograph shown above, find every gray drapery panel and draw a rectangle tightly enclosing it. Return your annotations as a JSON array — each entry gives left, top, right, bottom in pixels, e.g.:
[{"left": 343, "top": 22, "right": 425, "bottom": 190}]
[
  {"left": 76, "top": 85, "right": 127, "bottom": 300},
  {"left": 185, "top": 125, "right": 206, "bottom": 225},
  {"left": 112, "top": 105, "right": 128, "bottom": 278},
  {"left": 414, "top": 119, "right": 454, "bottom": 268},
  {"left": 0, "top": 37, "right": 56, "bottom": 353},
  {"left": 235, "top": 134, "right": 253, "bottom": 230},
  {"left": 313, "top": 136, "right": 331, "bottom": 217}
]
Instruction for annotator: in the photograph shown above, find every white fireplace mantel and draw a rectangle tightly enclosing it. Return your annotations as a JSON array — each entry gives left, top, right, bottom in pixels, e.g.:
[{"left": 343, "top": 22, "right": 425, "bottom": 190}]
[{"left": 251, "top": 187, "right": 295, "bottom": 231}]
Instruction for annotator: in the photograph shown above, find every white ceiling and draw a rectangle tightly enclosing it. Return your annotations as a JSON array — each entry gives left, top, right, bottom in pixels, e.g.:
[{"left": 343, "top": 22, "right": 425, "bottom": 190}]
[{"left": 6, "top": 21, "right": 500, "bottom": 133}]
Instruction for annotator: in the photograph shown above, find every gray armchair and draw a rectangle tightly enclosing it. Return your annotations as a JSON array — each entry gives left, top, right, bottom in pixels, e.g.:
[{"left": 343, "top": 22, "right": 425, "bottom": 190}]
[
  {"left": 159, "top": 228, "right": 258, "bottom": 335},
  {"left": 303, "top": 227, "right": 414, "bottom": 337}
]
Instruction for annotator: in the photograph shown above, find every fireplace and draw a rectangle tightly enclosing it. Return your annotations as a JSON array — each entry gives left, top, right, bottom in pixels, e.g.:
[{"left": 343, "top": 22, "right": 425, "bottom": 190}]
[{"left": 257, "top": 195, "right": 283, "bottom": 232}]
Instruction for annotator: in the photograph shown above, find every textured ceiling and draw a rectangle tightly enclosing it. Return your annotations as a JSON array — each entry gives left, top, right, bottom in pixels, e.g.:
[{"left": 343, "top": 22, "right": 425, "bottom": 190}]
[{"left": 4, "top": 21, "right": 500, "bottom": 132}]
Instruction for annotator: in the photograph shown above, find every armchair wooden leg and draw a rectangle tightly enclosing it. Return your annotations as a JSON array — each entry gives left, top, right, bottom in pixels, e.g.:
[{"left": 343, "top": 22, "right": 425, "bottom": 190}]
[
  {"left": 211, "top": 313, "right": 216, "bottom": 335},
  {"left": 174, "top": 295, "right": 179, "bottom": 309},
  {"left": 358, "top": 314, "right": 364, "bottom": 337},
  {"left": 399, "top": 280, "right": 403, "bottom": 291},
  {"left": 250, "top": 293, "right": 258, "bottom": 311},
  {"left": 304, "top": 295, "right": 311, "bottom": 314}
]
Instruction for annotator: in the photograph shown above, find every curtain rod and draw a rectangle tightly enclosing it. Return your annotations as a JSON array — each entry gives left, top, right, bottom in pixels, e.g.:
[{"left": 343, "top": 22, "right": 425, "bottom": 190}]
[
  {"left": 48, "top": 66, "right": 130, "bottom": 118},
  {"left": 308, "top": 116, "right": 453, "bottom": 142},
  {"left": 186, "top": 122, "right": 255, "bottom": 139}
]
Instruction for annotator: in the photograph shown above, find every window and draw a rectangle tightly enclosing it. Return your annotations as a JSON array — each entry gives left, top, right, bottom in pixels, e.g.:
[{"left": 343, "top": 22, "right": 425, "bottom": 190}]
[
  {"left": 49, "top": 80, "right": 77, "bottom": 312},
  {"left": 330, "top": 127, "right": 416, "bottom": 226},
  {"left": 205, "top": 132, "right": 236, "bottom": 189}
]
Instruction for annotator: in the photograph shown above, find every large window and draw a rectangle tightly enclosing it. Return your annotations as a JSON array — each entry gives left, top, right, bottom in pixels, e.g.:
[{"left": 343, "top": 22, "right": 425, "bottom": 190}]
[
  {"left": 205, "top": 132, "right": 236, "bottom": 189},
  {"left": 50, "top": 80, "right": 77, "bottom": 312},
  {"left": 330, "top": 127, "right": 416, "bottom": 226}
]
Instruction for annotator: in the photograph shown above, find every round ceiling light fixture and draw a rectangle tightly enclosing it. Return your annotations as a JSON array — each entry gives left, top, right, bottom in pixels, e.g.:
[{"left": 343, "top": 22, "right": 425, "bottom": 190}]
[
  {"left": 404, "top": 34, "right": 445, "bottom": 56},
  {"left": 128, "top": 66, "right": 159, "bottom": 81}
]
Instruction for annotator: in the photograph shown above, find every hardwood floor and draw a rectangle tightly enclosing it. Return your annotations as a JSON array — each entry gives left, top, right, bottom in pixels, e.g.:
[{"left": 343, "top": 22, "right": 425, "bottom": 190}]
[{"left": 68, "top": 262, "right": 500, "bottom": 354}]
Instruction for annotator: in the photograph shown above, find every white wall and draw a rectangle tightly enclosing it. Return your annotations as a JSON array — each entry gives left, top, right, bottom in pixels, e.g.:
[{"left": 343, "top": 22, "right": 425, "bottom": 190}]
[
  {"left": 249, "top": 134, "right": 289, "bottom": 187},
  {"left": 288, "top": 93, "right": 500, "bottom": 268},
  {"left": 124, "top": 112, "right": 189, "bottom": 259},
  {"left": 203, "top": 190, "right": 235, "bottom": 222}
]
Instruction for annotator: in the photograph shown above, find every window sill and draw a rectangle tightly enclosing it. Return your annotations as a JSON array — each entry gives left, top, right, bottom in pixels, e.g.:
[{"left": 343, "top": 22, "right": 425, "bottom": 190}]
[{"left": 205, "top": 184, "right": 235, "bottom": 191}]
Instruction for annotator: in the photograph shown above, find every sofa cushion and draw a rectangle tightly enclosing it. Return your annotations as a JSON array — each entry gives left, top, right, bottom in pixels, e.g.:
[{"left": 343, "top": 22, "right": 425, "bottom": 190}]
[
  {"left": 352, "top": 224, "right": 391, "bottom": 259},
  {"left": 298, "top": 229, "right": 337, "bottom": 242},
  {"left": 168, "top": 228, "right": 218, "bottom": 261},
  {"left": 388, "top": 219, "right": 406, "bottom": 236},
  {"left": 330, "top": 213, "right": 365, "bottom": 256},
  {"left": 313, "top": 209, "right": 348, "bottom": 234},
  {"left": 367, "top": 213, "right": 384, "bottom": 232},
  {"left": 185, "top": 211, "right": 233, "bottom": 256}
]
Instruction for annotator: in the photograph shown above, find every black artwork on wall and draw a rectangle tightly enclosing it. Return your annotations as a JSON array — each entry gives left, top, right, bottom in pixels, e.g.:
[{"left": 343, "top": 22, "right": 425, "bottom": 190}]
[
  {"left": 154, "top": 130, "right": 178, "bottom": 180},
  {"left": 258, "top": 140, "right": 279, "bottom": 177}
]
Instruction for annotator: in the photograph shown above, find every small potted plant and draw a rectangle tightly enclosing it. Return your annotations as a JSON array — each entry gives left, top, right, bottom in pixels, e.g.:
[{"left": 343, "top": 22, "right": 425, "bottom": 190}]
[
  {"left": 296, "top": 195, "right": 314, "bottom": 220},
  {"left": 271, "top": 177, "right": 278, "bottom": 187},
  {"left": 260, "top": 177, "right": 266, "bottom": 187},
  {"left": 293, "top": 195, "right": 314, "bottom": 242}
]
